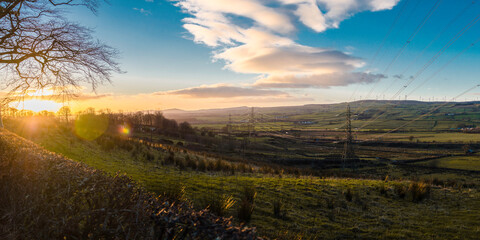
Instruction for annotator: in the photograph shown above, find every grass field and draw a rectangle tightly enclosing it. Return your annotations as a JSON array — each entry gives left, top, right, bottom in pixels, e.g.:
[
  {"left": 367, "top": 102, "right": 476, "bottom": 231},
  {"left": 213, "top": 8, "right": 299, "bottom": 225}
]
[
  {"left": 358, "top": 132, "right": 480, "bottom": 143},
  {"left": 6, "top": 121, "right": 480, "bottom": 239},
  {"left": 414, "top": 155, "right": 480, "bottom": 171}
]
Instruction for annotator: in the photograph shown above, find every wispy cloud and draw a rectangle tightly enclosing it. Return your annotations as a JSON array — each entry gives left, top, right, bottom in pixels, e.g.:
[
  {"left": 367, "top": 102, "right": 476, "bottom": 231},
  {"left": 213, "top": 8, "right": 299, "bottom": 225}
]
[
  {"left": 74, "top": 93, "right": 114, "bottom": 101},
  {"left": 158, "top": 84, "right": 290, "bottom": 98},
  {"left": 133, "top": 7, "right": 151, "bottom": 16},
  {"left": 174, "top": 0, "right": 399, "bottom": 88}
]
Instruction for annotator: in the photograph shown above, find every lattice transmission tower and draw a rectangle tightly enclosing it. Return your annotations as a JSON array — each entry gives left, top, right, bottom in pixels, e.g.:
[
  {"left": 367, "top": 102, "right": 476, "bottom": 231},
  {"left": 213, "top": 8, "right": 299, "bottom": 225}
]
[{"left": 342, "top": 104, "right": 356, "bottom": 169}]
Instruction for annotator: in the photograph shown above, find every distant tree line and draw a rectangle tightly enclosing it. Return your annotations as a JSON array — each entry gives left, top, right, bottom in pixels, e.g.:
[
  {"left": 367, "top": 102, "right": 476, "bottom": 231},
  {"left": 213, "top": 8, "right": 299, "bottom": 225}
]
[{"left": 71, "top": 108, "right": 197, "bottom": 138}]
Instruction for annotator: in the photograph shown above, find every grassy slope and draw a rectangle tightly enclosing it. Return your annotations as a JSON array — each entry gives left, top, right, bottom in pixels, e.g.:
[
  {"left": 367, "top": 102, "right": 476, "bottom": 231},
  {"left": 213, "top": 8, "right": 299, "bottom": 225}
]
[
  {"left": 0, "top": 129, "right": 260, "bottom": 239},
  {"left": 7, "top": 123, "right": 480, "bottom": 240},
  {"left": 414, "top": 155, "right": 480, "bottom": 171}
]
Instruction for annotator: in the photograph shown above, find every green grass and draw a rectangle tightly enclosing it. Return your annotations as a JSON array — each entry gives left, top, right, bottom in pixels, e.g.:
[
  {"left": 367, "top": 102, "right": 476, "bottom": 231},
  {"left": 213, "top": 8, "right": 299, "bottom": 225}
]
[
  {"left": 366, "top": 132, "right": 480, "bottom": 143},
  {"left": 415, "top": 155, "right": 480, "bottom": 171},
  {"left": 6, "top": 123, "right": 480, "bottom": 239}
]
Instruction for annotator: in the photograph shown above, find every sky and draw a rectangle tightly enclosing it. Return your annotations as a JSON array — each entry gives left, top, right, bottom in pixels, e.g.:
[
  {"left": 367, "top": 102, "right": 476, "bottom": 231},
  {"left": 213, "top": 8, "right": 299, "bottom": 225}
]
[{"left": 16, "top": 0, "right": 480, "bottom": 112}]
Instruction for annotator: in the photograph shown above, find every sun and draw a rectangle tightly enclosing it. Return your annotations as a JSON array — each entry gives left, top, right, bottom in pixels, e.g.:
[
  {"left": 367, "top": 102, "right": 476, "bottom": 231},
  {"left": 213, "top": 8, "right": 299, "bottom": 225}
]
[
  {"left": 13, "top": 99, "right": 62, "bottom": 113},
  {"left": 8, "top": 88, "right": 64, "bottom": 113}
]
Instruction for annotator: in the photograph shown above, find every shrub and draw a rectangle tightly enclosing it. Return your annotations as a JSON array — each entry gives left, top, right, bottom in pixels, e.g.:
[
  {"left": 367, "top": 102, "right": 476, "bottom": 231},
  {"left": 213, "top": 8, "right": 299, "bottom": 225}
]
[
  {"left": 237, "top": 185, "right": 256, "bottom": 223},
  {"left": 165, "top": 151, "right": 175, "bottom": 165},
  {"left": 394, "top": 184, "right": 407, "bottom": 199},
  {"left": 238, "top": 200, "right": 255, "bottom": 223},
  {"left": 214, "top": 158, "right": 226, "bottom": 171},
  {"left": 117, "top": 138, "right": 134, "bottom": 151},
  {"left": 408, "top": 181, "right": 431, "bottom": 202},
  {"left": 207, "top": 160, "right": 215, "bottom": 171},
  {"left": 185, "top": 155, "right": 197, "bottom": 170},
  {"left": 379, "top": 184, "right": 388, "bottom": 196},
  {"left": 344, "top": 188, "right": 353, "bottom": 202},
  {"left": 197, "top": 158, "right": 207, "bottom": 172},
  {"left": 238, "top": 163, "right": 247, "bottom": 173},
  {"left": 206, "top": 194, "right": 236, "bottom": 217},
  {"left": 273, "top": 199, "right": 286, "bottom": 219},
  {"left": 97, "top": 136, "right": 115, "bottom": 151},
  {"left": 175, "top": 157, "right": 187, "bottom": 170},
  {"left": 159, "top": 182, "right": 186, "bottom": 203},
  {"left": 222, "top": 162, "right": 232, "bottom": 173},
  {"left": 432, "top": 178, "right": 444, "bottom": 186},
  {"left": 242, "top": 184, "right": 257, "bottom": 203},
  {"left": 274, "top": 168, "right": 284, "bottom": 177},
  {"left": 145, "top": 151, "right": 155, "bottom": 161}
]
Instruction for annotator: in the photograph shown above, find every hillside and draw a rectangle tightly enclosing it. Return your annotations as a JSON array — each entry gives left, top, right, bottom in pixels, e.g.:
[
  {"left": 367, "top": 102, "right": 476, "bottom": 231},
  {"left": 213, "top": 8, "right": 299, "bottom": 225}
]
[
  {"left": 3, "top": 120, "right": 480, "bottom": 239},
  {"left": 0, "top": 129, "right": 260, "bottom": 239}
]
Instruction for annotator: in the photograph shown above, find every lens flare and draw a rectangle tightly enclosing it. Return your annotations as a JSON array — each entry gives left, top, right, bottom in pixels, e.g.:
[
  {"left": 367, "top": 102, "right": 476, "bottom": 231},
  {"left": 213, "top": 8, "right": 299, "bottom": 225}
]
[
  {"left": 120, "top": 125, "right": 130, "bottom": 135},
  {"left": 74, "top": 114, "right": 109, "bottom": 141}
]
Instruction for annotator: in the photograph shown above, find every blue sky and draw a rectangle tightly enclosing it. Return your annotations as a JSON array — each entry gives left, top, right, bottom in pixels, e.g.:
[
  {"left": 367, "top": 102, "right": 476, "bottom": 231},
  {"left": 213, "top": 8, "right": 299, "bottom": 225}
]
[{"left": 64, "top": 0, "right": 480, "bottom": 111}]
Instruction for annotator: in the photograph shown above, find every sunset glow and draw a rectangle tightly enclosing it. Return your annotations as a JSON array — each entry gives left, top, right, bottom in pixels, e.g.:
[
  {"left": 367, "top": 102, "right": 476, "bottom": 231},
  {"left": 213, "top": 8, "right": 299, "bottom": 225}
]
[{"left": 11, "top": 99, "right": 62, "bottom": 113}]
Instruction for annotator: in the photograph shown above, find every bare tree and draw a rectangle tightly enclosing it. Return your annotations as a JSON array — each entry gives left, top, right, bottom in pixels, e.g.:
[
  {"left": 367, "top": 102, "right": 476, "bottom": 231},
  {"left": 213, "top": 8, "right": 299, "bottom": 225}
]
[
  {"left": 0, "top": 0, "right": 121, "bottom": 127},
  {"left": 57, "top": 105, "right": 70, "bottom": 123}
]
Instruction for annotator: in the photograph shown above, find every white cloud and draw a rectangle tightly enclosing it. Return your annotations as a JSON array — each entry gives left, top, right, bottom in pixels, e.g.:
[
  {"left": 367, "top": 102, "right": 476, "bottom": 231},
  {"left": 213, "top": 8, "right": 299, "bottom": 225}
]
[
  {"left": 174, "top": 0, "right": 400, "bottom": 88},
  {"left": 284, "top": 0, "right": 399, "bottom": 30},
  {"left": 294, "top": 1, "right": 328, "bottom": 32},
  {"left": 216, "top": 44, "right": 364, "bottom": 75},
  {"left": 254, "top": 72, "right": 386, "bottom": 88},
  {"left": 176, "top": 0, "right": 294, "bottom": 34}
]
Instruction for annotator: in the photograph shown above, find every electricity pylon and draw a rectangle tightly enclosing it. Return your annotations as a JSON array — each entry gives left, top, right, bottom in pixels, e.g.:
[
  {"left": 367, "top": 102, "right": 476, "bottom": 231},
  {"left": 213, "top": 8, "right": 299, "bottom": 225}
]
[
  {"left": 227, "top": 114, "right": 232, "bottom": 138},
  {"left": 342, "top": 104, "right": 355, "bottom": 169},
  {"left": 248, "top": 107, "right": 255, "bottom": 141}
]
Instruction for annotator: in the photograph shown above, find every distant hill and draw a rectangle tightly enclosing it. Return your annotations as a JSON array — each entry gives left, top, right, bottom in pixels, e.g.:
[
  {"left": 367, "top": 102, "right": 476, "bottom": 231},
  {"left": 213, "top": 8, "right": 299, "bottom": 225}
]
[{"left": 160, "top": 100, "right": 480, "bottom": 130}]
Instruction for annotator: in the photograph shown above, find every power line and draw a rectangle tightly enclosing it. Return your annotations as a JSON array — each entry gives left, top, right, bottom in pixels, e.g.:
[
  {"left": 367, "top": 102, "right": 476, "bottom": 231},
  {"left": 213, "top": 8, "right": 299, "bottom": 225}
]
[
  {"left": 368, "top": 0, "right": 413, "bottom": 68},
  {"left": 398, "top": 1, "right": 475, "bottom": 78},
  {"left": 356, "top": 14, "right": 480, "bottom": 131},
  {"left": 383, "top": 0, "right": 442, "bottom": 74},
  {"left": 349, "top": 0, "right": 444, "bottom": 120},
  {"left": 408, "top": 36, "right": 480, "bottom": 96},
  {"left": 389, "top": 13, "right": 480, "bottom": 101},
  {"left": 348, "top": 0, "right": 412, "bottom": 102},
  {"left": 378, "top": 1, "right": 475, "bottom": 98},
  {"left": 367, "top": 83, "right": 480, "bottom": 141}
]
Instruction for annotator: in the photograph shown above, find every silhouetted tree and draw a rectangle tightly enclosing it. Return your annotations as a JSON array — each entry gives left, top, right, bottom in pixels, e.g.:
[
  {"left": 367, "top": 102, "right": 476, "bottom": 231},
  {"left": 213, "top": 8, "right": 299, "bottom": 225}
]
[
  {"left": 179, "top": 121, "right": 194, "bottom": 137},
  {"left": 0, "top": 0, "right": 121, "bottom": 126},
  {"left": 57, "top": 106, "right": 71, "bottom": 123}
]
